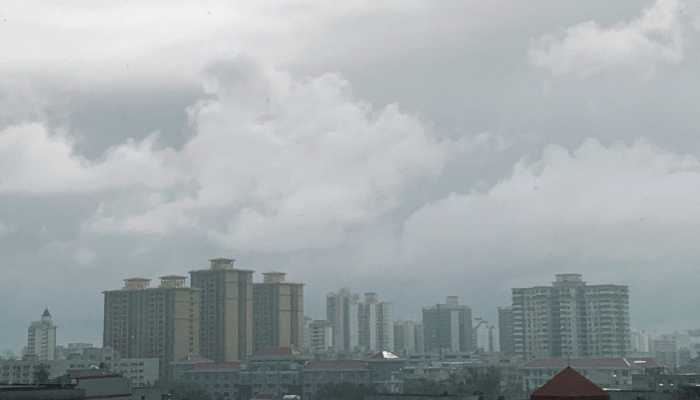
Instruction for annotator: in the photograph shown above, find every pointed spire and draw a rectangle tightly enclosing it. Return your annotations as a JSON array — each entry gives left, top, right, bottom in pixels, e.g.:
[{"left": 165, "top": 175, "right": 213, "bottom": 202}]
[{"left": 41, "top": 307, "right": 51, "bottom": 319}]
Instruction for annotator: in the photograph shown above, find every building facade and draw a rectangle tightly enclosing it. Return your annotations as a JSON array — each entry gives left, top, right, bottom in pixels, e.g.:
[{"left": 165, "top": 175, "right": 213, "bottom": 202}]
[
  {"left": 253, "top": 272, "right": 304, "bottom": 352},
  {"left": 326, "top": 289, "right": 359, "bottom": 354},
  {"left": 26, "top": 308, "right": 57, "bottom": 361},
  {"left": 306, "top": 320, "right": 333, "bottom": 355},
  {"left": 394, "top": 321, "right": 423, "bottom": 356},
  {"left": 190, "top": 258, "right": 254, "bottom": 362},
  {"left": 358, "top": 293, "right": 394, "bottom": 352},
  {"left": 498, "top": 306, "right": 514, "bottom": 355},
  {"left": 422, "top": 296, "right": 474, "bottom": 354},
  {"left": 512, "top": 273, "right": 630, "bottom": 360},
  {"left": 102, "top": 276, "right": 200, "bottom": 380}
]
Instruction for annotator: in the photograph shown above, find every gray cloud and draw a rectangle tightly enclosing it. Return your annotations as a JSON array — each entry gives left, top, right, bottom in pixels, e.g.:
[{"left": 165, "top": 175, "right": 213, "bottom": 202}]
[
  {"left": 529, "top": 0, "right": 687, "bottom": 78},
  {"left": 2, "top": 0, "right": 700, "bottom": 350}
]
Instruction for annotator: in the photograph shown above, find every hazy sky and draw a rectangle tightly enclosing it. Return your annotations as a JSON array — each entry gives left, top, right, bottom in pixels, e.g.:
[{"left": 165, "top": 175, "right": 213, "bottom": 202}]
[{"left": 2, "top": 0, "right": 700, "bottom": 351}]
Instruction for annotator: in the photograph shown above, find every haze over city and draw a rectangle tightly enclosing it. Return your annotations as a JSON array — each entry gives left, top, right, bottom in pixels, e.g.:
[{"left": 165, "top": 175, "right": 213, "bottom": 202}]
[{"left": 3, "top": 0, "right": 700, "bottom": 356}]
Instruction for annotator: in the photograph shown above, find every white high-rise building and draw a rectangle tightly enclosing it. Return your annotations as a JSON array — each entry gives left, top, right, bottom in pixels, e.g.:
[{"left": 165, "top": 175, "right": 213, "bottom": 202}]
[
  {"left": 26, "top": 308, "right": 57, "bottom": 361},
  {"left": 358, "top": 293, "right": 394, "bottom": 352},
  {"left": 512, "top": 274, "right": 630, "bottom": 360},
  {"left": 326, "top": 288, "right": 359, "bottom": 353}
]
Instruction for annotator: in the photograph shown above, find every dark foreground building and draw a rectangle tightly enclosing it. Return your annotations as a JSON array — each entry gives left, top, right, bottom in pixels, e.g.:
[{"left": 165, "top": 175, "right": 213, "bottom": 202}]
[{"left": 0, "top": 384, "right": 84, "bottom": 400}]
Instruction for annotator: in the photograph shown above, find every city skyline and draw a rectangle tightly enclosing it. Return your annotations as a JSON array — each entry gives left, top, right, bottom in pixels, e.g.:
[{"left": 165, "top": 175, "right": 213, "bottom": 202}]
[{"left": 1, "top": 266, "right": 638, "bottom": 355}]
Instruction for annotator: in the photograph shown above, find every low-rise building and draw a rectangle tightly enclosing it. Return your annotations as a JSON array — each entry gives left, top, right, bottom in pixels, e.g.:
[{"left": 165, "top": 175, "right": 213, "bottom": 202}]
[
  {"left": 302, "top": 360, "right": 370, "bottom": 400},
  {"left": 0, "top": 349, "right": 158, "bottom": 387},
  {"left": 522, "top": 358, "right": 662, "bottom": 394}
]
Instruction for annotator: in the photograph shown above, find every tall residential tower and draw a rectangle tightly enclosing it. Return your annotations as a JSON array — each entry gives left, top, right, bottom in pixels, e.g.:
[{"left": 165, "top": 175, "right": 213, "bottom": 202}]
[
  {"left": 190, "top": 258, "right": 254, "bottom": 362},
  {"left": 512, "top": 273, "right": 630, "bottom": 360},
  {"left": 326, "top": 288, "right": 359, "bottom": 353},
  {"left": 357, "top": 293, "right": 394, "bottom": 352},
  {"left": 26, "top": 309, "right": 57, "bottom": 361},
  {"left": 253, "top": 272, "right": 304, "bottom": 352},
  {"left": 422, "top": 296, "right": 474, "bottom": 354},
  {"left": 103, "top": 276, "right": 200, "bottom": 380}
]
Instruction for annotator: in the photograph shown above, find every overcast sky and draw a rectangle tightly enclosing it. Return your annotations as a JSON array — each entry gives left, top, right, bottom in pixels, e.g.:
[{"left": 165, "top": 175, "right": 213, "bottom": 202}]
[{"left": 2, "top": 0, "right": 700, "bottom": 351}]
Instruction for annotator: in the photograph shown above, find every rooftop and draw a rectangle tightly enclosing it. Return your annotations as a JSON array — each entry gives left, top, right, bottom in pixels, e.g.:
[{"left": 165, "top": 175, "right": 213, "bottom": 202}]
[
  {"left": 531, "top": 367, "right": 609, "bottom": 400},
  {"left": 304, "top": 360, "right": 368, "bottom": 370},
  {"left": 526, "top": 358, "right": 628, "bottom": 369}
]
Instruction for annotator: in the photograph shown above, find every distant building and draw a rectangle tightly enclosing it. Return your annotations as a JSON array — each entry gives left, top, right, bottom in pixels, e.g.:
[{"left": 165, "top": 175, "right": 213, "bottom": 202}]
[
  {"left": 175, "top": 348, "right": 308, "bottom": 400},
  {"left": 306, "top": 320, "right": 333, "bottom": 355},
  {"left": 0, "top": 350, "right": 157, "bottom": 388},
  {"left": 630, "top": 330, "right": 651, "bottom": 354},
  {"left": 190, "top": 258, "right": 254, "bottom": 362},
  {"left": 512, "top": 274, "right": 630, "bottom": 360},
  {"left": 498, "top": 306, "right": 514, "bottom": 355},
  {"left": 522, "top": 357, "right": 660, "bottom": 394},
  {"left": 652, "top": 335, "right": 678, "bottom": 369},
  {"left": 394, "top": 321, "right": 422, "bottom": 356},
  {"left": 422, "top": 296, "right": 474, "bottom": 354},
  {"left": 102, "top": 276, "right": 200, "bottom": 381},
  {"left": 26, "top": 308, "right": 57, "bottom": 361},
  {"left": 253, "top": 272, "right": 304, "bottom": 352},
  {"left": 358, "top": 293, "right": 394, "bottom": 352},
  {"left": 0, "top": 383, "right": 85, "bottom": 400},
  {"left": 326, "top": 289, "right": 359, "bottom": 353},
  {"left": 302, "top": 360, "right": 370, "bottom": 400}
]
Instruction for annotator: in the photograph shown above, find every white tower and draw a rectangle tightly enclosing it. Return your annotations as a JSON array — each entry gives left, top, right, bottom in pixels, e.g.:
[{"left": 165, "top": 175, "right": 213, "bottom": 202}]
[{"left": 27, "top": 308, "right": 57, "bottom": 361}]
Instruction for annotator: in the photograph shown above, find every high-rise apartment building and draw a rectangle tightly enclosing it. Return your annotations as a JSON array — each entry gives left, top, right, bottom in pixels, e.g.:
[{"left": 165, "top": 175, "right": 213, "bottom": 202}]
[
  {"left": 103, "top": 276, "right": 200, "bottom": 380},
  {"left": 357, "top": 293, "right": 394, "bottom": 352},
  {"left": 422, "top": 296, "right": 473, "bottom": 354},
  {"left": 498, "top": 306, "right": 514, "bottom": 355},
  {"left": 326, "top": 288, "right": 359, "bottom": 353},
  {"left": 306, "top": 320, "right": 334, "bottom": 355},
  {"left": 253, "top": 272, "right": 304, "bottom": 352},
  {"left": 394, "top": 320, "right": 422, "bottom": 355},
  {"left": 26, "top": 309, "right": 57, "bottom": 361},
  {"left": 512, "top": 273, "right": 630, "bottom": 360},
  {"left": 190, "top": 258, "right": 254, "bottom": 362}
]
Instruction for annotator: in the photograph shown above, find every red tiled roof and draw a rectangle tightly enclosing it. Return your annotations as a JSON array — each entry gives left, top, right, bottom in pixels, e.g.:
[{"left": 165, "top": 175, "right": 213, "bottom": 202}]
[
  {"left": 531, "top": 367, "right": 609, "bottom": 400},
  {"left": 525, "top": 358, "right": 630, "bottom": 368},
  {"left": 304, "top": 360, "right": 368, "bottom": 370}
]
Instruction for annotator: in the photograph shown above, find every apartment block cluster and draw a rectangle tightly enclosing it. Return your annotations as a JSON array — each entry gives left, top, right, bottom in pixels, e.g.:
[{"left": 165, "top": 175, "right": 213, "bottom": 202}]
[
  {"left": 316, "top": 290, "right": 475, "bottom": 357},
  {"left": 498, "top": 273, "right": 631, "bottom": 360},
  {"left": 102, "top": 258, "right": 304, "bottom": 382},
  {"left": 5, "top": 270, "right": 653, "bottom": 400}
]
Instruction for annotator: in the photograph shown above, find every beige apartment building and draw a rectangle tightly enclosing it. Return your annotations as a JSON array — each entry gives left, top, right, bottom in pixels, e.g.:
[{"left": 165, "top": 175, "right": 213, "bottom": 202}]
[
  {"left": 190, "top": 258, "right": 254, "bottom": 362},
  {"left": 253, "top": 272, "right": 304, "bottom": 352},
  {"left": 102, "top": 276, "right": 200, "bottom": 381}
]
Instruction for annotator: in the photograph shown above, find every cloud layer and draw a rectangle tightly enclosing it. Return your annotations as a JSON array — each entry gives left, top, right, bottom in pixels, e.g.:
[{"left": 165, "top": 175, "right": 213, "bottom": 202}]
[
  {"left": 530, "top": 0, "right": 686, "bottom": 78},
  {"left": 2, "top": 0, "right": 700, "bottom": 351}
]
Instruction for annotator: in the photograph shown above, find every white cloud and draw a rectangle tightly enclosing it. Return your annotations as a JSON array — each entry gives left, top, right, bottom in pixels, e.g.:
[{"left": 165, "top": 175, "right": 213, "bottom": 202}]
[
  {"left": 0, "top": 124, "right": 182, "bottom": 194},
  {"left": 71, "top": 59, "right": 451, "bottom": 251},
  {"left": 529, "top": 0, "right": 686, "bottom": 78},
  {"left": 401, "top": 138, "right": 700, "bottom": 282}
]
